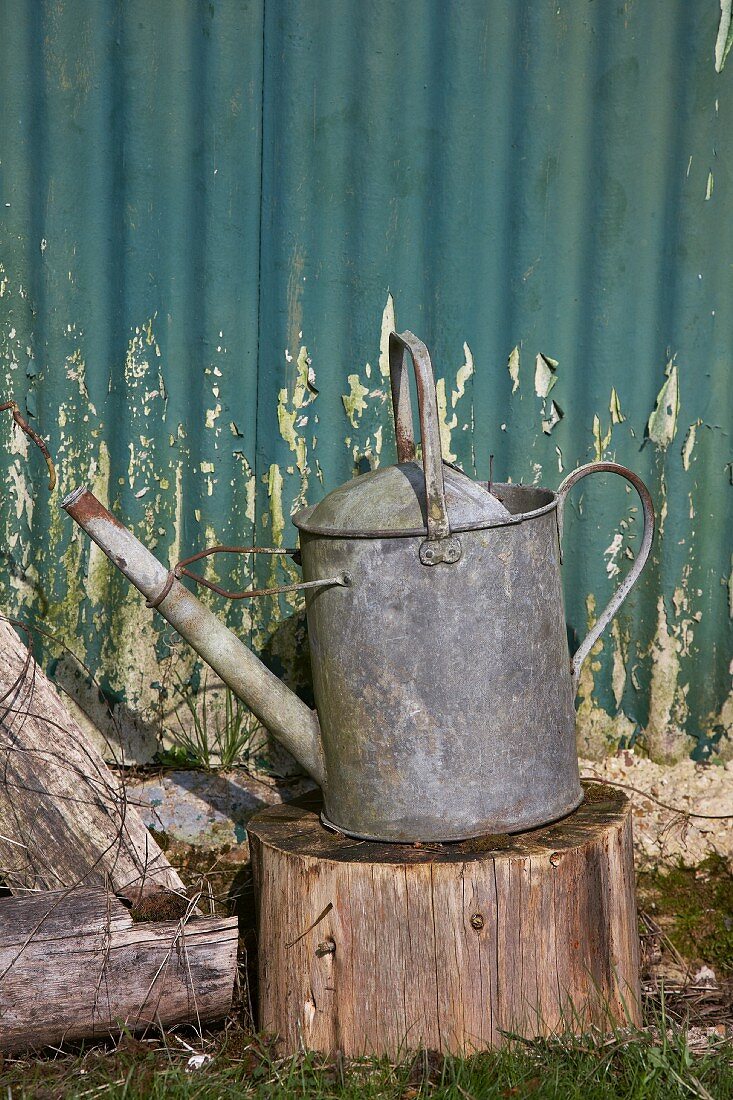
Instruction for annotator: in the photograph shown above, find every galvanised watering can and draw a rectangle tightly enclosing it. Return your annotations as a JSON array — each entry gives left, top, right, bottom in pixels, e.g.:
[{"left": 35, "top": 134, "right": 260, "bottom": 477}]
[{"left": 63, "top": 332, "right": 654, "bottom": 842}]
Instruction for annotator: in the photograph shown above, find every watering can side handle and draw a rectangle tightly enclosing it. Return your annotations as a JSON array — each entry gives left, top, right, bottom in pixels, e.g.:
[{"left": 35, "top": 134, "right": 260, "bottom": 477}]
[
  {"left": 389, "top": 331, "right": 460, "bottom": 565},
  {"left": 556, "top": 461, "right": 655, "bottom": 694}
]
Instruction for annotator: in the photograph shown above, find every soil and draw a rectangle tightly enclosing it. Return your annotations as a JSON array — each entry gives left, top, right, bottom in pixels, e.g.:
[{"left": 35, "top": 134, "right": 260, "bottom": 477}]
[{"left": 579, "top": 751, "right": 733, "bottom": 869}]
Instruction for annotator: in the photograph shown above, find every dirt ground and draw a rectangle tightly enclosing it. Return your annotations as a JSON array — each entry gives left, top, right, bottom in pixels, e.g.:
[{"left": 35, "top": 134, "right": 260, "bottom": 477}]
[{"left": 580, "top": 751, "right": 733, "bottom": 870}]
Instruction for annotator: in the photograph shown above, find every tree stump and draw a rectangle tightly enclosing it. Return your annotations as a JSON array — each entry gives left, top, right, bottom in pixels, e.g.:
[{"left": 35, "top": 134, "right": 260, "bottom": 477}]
[{"left": 248, "top": 782, "right": 640, "bottom": 1057}]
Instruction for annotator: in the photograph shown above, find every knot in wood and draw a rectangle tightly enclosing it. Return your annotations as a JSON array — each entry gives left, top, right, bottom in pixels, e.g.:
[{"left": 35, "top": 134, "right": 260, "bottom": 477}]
[
  {"left": 315, "top": 937, "right": 336, "bottom": 958},
  {"left": 470, "top": 913, "right": 484, "bottom": 931}
]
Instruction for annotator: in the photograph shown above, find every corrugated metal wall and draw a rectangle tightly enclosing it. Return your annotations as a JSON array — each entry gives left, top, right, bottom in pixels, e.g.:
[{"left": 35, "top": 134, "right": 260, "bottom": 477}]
[{"left": 0, "top": 0, "right": 730, "bottom": 763}]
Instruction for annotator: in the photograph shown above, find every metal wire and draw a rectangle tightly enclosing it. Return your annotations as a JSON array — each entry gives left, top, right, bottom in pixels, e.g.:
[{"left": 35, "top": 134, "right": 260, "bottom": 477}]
[
  {"left": 147, "top": 544, "right": 348, "bottom": 609},
  {"left": 0, "top": 402, "right": 56, "bottom": 491}
]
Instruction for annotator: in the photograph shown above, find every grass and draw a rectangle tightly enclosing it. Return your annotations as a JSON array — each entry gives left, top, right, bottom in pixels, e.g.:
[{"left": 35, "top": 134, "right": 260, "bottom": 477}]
[
  {"left": 161, "top": 674, "right": 259, "bottom": 771},
  {"left": 637, "top": 854, "right": 733, "bottom": 976},
  {"left": 0, "top": 1013, "right": 731, "bottom": 1100}
]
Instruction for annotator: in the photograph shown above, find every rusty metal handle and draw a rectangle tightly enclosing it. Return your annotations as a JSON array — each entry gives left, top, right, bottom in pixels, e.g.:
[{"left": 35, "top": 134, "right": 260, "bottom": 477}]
[
  {"left": 389, "top": 331, "right": 460, "bottom": 564},
  {"left": 147, "top": 544, "right": 349, "bottom": 608},
  {"left": 557, "top": 461, "right": 655, "bottom": 694}
]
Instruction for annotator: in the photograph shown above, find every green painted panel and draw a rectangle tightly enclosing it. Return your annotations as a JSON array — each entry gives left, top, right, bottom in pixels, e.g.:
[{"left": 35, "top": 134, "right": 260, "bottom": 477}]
[
  {"left": 0, "top": 0, "right": 730, "bottom": 762},
  {"left": 0, "top": 0, "right": 265, "bottom": 757}
]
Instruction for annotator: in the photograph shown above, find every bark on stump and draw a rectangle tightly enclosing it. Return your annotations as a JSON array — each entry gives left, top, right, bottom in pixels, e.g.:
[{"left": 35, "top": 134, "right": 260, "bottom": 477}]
[{"left": 249, "top": 783, "right": 640, "bottom": 1057}]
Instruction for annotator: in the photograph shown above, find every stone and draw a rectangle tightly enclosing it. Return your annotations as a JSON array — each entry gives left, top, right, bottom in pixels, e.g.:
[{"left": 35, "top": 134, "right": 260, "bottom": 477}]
[{"left": 126, "top": 768, "right": 316, "bottom": 849}]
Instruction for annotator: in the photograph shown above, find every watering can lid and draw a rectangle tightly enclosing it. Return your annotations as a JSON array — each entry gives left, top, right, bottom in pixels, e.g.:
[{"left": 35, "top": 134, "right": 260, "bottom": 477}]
[{"left": 293, "top": 460, "right": 511, "bottom": 538}]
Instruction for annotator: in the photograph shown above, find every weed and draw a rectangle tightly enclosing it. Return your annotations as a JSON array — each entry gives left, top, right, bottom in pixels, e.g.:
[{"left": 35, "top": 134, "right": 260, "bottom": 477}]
[{"left": 160, "top": 673, "right": 259, "bottom": 771}]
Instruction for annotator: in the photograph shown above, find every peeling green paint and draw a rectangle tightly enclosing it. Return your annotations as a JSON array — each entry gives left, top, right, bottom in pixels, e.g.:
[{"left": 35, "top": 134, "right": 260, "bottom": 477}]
[
  {"left": 452, "top": 345, "right": 474, "bottom": 408},
  {"left": 603, "top": 532, "right": 624, "bottom": 580},
  {"left": 715, "top": 688, "right": 733, "bottom": 760},
  {"left": 435, "top": 377, "right": 455, "bottom": 463},
  {"left": 534, "top": 352, "right": 558, "bottom": 399},
  {"left": 434, "top": 343, "right": 476, "bottom": 468},
  {"left": 507, "top": 345, "right": 520, "bottom": 394},
  {"left": 646, "top": 596, "right": 694, "bottom": 763},
  {"left": 0, "top": 1, "right": 730, "bottom": 768},
  {"left": 681, "top": 420, "right": 702, "bottom": 470},
  {"left": 610, "top": 619, "right": 627, "bottom": 710},
  {"left": 535, "top": 353, "right": 562, "bottom": 438},
  {"left": 609, "top": 388, "right": 625, "bottom": 424},
  {"left": 575, "top": 595, "right": 636, "bottom": 759},
  {"left": 592, "top": 413, "right": 612, "bottom": 460},
  {"left": 337, "top": 295, "right": 397, "bottom": 475},
  {"left": 717, "top": 0, "right": 733, "bottom": 71},
  {"left": 541, "top": 400, "right": 563, "bottom": 435},
  {"left": 277, "top": 345, "right": 315, "bottom": 474},
  {"left": 377, "top": 294, "right": 396, "bottom": 380},
  {"left": 266, "top": 463, "right": 285, "bottom": 545},
  {"left": 647, "top": 360, "right": 680, "bottom": 448},
  {"left": 341, "top": 373, "right": 370, "bottom": 428}
]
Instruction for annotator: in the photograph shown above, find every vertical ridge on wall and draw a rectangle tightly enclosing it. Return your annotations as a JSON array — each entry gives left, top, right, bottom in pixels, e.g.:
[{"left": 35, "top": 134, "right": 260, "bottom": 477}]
[
  {"left": 0, "top": 0, "right": 266, "bottom": 756},
  {"left": 0, "top": 0, "right": 731, "bottom": 761},
  {"left": 255, "top": 0, "right": 732, "bottom": 761}
]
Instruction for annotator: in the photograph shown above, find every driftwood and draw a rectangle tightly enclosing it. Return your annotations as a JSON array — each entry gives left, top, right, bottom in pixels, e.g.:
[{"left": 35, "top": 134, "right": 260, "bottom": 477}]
[
  {"left": 249, "top": 784, "right": 641, "bottom": 1057},
  {"left": 0, "top": 887, "right": 238, "bottom": 1052},
  {"left": 0, "top": 616, "right": 182, "bottom": 900}
]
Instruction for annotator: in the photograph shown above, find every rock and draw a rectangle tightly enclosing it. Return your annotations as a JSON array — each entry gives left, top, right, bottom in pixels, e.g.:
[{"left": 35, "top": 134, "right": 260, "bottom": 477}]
[
  {"left": 125, "top": 768, "right": 316, "bottom": 850},
  {"left": 692, "top": 965, "right": 718, "bottom": 987},
  {"left": 125, "top": 751, "right": 733, "bottom": 869}
]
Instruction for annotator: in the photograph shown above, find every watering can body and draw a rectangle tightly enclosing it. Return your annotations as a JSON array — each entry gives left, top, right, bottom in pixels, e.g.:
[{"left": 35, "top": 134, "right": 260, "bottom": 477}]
[
  {"left": 63, "top": 331, "right": 654, "bottom": 843},
  {"left": 297, "top": 490, "right": 580, "bottom": 840}
]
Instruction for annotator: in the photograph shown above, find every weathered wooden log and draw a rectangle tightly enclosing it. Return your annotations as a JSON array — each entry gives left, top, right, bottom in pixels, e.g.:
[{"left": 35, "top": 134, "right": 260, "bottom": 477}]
[
  {"left": 0, "top": 616, "right": 183, "bottom": 899},
  {"left": 0, "top": 887, "right": 238, "bottom": 1052},
  {"left": 249, "top": 783, "right": 640, "bottom": 1057}
]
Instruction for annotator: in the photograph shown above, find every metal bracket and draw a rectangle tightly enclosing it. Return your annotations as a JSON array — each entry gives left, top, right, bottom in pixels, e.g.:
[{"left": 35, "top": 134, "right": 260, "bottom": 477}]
[{"left": 419, "top": 535, "right": 462, "bottom": 566}]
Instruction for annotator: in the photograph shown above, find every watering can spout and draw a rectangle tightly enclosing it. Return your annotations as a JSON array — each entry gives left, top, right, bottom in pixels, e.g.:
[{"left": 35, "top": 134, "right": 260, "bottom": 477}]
[{"left": 62, "top": 488, "right": 326, "bottom": 788}]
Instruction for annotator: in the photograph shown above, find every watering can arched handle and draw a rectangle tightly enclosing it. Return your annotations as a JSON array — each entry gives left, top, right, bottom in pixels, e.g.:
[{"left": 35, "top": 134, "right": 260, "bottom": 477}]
[
  {"left": 557, "top": 461, "right": 655, "bottom": 694},
  {"left": 389, "top": 331, "right": 459, "bottom": 563}
]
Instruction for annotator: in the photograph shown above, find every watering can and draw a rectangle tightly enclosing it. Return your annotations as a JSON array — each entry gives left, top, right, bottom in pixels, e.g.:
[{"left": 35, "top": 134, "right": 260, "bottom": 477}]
[{"left": 63, "top": 332, "right": 654, "bottom": 842}]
